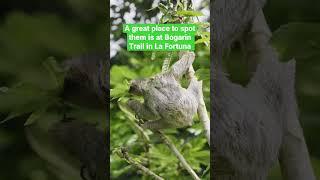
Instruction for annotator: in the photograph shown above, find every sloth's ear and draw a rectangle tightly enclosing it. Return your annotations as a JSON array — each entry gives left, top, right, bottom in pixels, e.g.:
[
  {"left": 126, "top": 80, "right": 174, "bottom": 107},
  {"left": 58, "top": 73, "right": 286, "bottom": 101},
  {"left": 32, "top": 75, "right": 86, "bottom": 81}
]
[{"left": 170, "top": 52, "right": 195, "bottom": 80}]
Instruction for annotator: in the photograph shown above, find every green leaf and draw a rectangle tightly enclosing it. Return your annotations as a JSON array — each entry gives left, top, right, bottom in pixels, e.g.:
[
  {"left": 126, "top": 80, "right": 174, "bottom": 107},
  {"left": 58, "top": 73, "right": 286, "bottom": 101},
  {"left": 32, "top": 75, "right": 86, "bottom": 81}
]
[
  {"left": 195, "top": 22, "right": 210, "bottom": 28},
  {"left": 42, "top": 57, "right": 65, "bottom": 90},
  {"left": 110, "top": 66, "right": 137, "bottom": 86},
  {"left": 139, "top": 65, "right": 160, "bottom": 77},
  {"left": 24, "top": 107, "right": 46, "bottom": 126},
  {"left": 195, "top": 68, "right": 210, "bottom": 81},
  {"left": 160, "top": 15, "right": 170, "bottom": 24},
  {"left": 158, "top": 3, "right": 168, "bottom": 14},
  {"left": 0, "top": 84, "right": 50, "bottom": 112},
  {"left": 272, "top": 23, "right": 320, "bottom": 61},
  {"left": 0, "top": 83, "right": 56, "bottom": 125},
  {"left": 201, "top": 32, "right": 210, "bottom": 37},
  {"left": 177, "top": 10, "right": 204, "bottom": 17},
  {"left": 175, "top": 0, "right": 184, "bottom": 11},
  {"left": 0, "top": 110, "right": 27, "bottom": 124},
  {"left": 146, "top": 6, "right": 158, "bottom": 12},
  {"left": 195, "top": 37, "right": 210, "bottom": 44},
  {"left": 110, "top": 82, "right": 130, "bottom": 99}
]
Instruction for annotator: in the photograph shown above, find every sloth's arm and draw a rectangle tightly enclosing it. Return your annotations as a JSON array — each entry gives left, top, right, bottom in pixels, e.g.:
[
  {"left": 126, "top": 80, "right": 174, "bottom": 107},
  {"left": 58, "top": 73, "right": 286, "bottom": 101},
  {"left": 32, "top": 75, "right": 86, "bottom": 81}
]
[
  {"left": 128, "top": 100, "right": 158, "bottom": 120},
  {"left": 170, "top": 52, "right": 195, "bottom": 80},
  {"left": 141, "top": 119, "right": 171, "bottom": 130}
]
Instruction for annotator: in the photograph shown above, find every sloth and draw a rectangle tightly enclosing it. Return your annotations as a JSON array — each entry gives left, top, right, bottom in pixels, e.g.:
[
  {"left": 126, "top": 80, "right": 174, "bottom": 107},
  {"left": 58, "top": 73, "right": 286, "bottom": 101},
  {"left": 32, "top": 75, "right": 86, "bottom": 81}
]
[{"left": 127, "top": 52, "right": 201, "bottom": 130}]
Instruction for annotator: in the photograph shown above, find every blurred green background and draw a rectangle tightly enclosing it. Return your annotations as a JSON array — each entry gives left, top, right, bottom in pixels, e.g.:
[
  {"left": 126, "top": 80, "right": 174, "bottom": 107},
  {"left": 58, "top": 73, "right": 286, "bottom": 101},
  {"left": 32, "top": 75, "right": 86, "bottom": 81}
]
[
  {"left": 0, "top": 0, "right": 106, "bottom": 180},
  {"left": 110, "top": 0, "right": 210, "bottom": 179}
]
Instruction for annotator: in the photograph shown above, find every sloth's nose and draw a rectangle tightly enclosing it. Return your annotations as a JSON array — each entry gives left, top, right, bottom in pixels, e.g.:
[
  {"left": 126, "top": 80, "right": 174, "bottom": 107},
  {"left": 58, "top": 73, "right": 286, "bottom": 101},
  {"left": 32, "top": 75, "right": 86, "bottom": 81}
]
[
  {"left": 128, "top": 86, "right": 134, "bottom": 93},
  {"left": 129, "top": 83, "right": 139, "bottom": 94}
]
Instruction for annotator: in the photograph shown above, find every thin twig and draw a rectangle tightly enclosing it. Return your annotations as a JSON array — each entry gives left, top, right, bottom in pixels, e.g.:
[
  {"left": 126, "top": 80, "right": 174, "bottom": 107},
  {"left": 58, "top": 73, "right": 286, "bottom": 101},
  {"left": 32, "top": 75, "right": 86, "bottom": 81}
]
[
  {"left": 189, "top": 65, "right": 210, "bottom": 145},
  {"left": 115, "top": 147, "right": 164, "bottom": 180},
  {"left": 118, "top": 102, "right": 150, "bottom": 145},
  {"left": 180, "top": 51, "right": 210, "bottom": 145},
  {"left": 189, "top": 2, "right": 211, "bottom": 143},
  {"left": 156, "top": 131, "right": 201, "bottom": 180}
]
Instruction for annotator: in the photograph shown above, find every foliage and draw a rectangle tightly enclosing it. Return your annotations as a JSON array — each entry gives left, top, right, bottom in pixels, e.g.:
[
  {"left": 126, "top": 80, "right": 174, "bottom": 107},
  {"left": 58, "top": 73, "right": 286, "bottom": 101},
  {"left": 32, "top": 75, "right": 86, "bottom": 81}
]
[
  {"left": 0, "top": 1, "right": 106, "bottom": 179},
  {"left": 110, "top": 50, "right": 210, "bottom": 179},
  {"left": 154, "top": 0, "right": 210, "bottom": 46},
  {"left": 110, "top": 0, "right": 210, "bottom": 179}
]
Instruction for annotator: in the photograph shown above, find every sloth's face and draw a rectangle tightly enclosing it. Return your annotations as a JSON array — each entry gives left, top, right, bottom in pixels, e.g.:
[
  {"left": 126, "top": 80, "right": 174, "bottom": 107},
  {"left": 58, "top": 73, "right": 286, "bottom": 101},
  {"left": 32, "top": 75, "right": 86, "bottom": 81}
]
[{"left": 129, "top": 78, "right": 149, "bottom": 95}]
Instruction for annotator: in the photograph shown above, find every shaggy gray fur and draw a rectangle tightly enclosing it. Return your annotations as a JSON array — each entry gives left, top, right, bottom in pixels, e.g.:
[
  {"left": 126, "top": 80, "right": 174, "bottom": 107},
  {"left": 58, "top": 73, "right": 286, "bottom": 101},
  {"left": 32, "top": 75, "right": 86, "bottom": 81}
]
[
  {"left": 128, "top": 52, "right": 201, "bottom": 130},
  {"left": 211, "top": 0, "right": 315, "bottom": 179},
  {"left": 212, "top": 53, "right": 296, "bottom": 179},
  {"left": 212, "top": 0, "right": 266, "bottom": 58}
]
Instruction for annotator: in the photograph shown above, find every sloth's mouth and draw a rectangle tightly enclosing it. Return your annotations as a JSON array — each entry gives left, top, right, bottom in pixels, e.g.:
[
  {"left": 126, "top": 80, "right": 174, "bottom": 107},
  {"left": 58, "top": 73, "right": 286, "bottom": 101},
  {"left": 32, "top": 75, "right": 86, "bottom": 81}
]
[
  {"left": 129, "top": 85, "right": 141, "bottom": 95},
  {"left": 128, "top": 86, "right": 135, "bottom": 93}
]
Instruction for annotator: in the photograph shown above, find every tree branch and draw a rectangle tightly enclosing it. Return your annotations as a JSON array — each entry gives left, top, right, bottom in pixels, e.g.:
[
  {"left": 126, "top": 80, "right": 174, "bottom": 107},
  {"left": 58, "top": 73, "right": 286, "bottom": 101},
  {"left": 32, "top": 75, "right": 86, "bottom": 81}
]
[
  {"left": 118, "top": 102, "right": 150, "bottom": 145},
  {"left": 115, "top": 147, "right": 164, "bottom": 180},
  {"left": 180, "top": 51, "right": 210, "bottom": 145},
  {"left": 121, "top": 107, "right": 201, "bottom": 180},
  {"left": 156, "top": 131, "right": 201, "bottom": 180}
]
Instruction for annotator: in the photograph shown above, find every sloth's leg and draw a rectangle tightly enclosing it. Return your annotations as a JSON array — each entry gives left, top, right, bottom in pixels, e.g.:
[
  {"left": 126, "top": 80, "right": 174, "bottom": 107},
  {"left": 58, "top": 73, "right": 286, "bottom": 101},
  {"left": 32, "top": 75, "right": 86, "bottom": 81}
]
[
  {"left": 127, "top": 100, "right": 156, "bottom": 120},
  {"left": 142, "top": 120, "right": 171, "bottom": 130},
  {"left": 170, "top": 52, "right": 195, "bottom": 80}
]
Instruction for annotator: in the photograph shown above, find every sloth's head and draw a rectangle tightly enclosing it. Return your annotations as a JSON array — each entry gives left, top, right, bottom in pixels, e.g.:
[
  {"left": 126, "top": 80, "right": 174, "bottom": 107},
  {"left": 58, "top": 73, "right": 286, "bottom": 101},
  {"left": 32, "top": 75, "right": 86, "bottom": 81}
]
[{"left": 129, "top": 78, "right": 150, "bottom": 95}]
